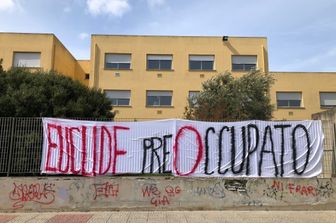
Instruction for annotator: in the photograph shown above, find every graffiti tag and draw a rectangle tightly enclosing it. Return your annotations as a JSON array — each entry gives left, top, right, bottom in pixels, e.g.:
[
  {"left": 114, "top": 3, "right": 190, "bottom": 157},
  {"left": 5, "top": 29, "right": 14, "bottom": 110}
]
[{"left": 9, "top": 182, "right": 55, "bottom": 209}]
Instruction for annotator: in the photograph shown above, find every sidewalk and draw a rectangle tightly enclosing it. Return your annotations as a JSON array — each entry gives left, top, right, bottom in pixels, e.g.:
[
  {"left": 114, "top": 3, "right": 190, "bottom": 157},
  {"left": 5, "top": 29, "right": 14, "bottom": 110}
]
[{"left": 0, "top": 211, "right": 335, "bottom": 223}]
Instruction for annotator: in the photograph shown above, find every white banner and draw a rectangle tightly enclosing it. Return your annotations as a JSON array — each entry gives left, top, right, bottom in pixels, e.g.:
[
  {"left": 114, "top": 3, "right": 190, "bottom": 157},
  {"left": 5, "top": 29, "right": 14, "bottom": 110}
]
[{"left": 41, "top": 118, "right": 324, "bottom": 178}]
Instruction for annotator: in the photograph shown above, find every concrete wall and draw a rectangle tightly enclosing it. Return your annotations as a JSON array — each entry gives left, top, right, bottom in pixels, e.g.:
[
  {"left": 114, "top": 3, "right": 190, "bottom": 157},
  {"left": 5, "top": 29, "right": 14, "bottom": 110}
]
[{"left": 1, "top": 177, "right": 334, "bottom": 212}]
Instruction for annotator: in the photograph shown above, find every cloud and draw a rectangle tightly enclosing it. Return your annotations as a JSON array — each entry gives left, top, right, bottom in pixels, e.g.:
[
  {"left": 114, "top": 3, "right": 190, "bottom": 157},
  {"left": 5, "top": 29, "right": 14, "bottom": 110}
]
[
  {"left": 0, "top": 0, "right": 15, "bottom": 11},
  {"left": 147, "top": 0, "right": 165, "bottom": 9},
  {"left": 86, "top": 0, "right": 130, "bottom": 17},
  {"left": 78, "top": 32, "right": 89, "bottom": 40}
]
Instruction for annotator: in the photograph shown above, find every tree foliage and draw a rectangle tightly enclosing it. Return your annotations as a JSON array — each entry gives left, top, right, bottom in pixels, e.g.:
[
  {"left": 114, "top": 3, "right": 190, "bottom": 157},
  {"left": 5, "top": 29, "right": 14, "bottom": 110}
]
[
  {"left": 0, "top": 67, "right": 114, "bottom": 118},
  {"left": 184, "top": 71, "right": 274, "bottom": 121}
]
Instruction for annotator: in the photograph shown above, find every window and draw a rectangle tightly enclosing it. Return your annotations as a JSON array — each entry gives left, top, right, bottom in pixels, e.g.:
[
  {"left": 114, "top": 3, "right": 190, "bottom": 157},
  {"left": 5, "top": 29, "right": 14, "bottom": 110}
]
[
  {"left": 189, "top": 55, "right": 214, "bottom": 70},
  {"left": 85, "top": 73, "right": 90, "bottom": 80},
  {"left": 105, "top": 90, "right": 131, "bottom": 106},
  {"left": 105, "top": 54, "right": 131, "bottom": 69},
  {"left": 276, "top": 92, "right": 302, "bottom": 108},
  {"left": 232, "top": 55, "right": 257, "bottom": 71},
  {"left": 320, "top": 92, "right": 336, "bottom": 107},
  {"left": 188, "top": 91, "right": 200, "bottom": 107},
  {"left": 147, "top": 55, "right": 172, "bottom": 70},
  {"left": 147, "top": 91, "right": 172, "bottom": 107},
  {"left": 13, "top": 52, "right": 41, "bottom": 68}
]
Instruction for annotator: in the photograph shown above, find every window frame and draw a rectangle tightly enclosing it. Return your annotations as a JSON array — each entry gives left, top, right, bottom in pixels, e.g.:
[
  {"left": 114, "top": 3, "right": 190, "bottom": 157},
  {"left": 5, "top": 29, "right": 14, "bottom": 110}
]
[
  {"left": 146, "top": 54, "right": 173, "bottom": 71},
  {"left": 231, "top": 55, "right": 257, "bottom": 72},
  {"left": 104, "top": 90, "right": 131, "bottom": 107},
  {"left": 146, "top": 90, "right": 173, "bottom": 107},
  {"left": 104, "top": 53, "right": 131, "bottom": 70},
  {"left": 276, "top": 92, "right": 303, "bottom": 108},
  {"left": 189, "top": 55, "right": 215, "bottom": 71},
  {"left": 320, "top": 92, "right": 336, "bottom": 108},
  {"left": 12, "top": 51, "right": 41, "bottom": 68}
]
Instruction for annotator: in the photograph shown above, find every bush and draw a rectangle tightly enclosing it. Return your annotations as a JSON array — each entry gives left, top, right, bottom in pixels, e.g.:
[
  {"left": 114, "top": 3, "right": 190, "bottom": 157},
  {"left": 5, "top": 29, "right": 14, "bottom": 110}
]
[
  {"left": 0, "top": 67, "right": 114, "bottom": 118},
  {"left": 184, "top": 71, "right": 274, "bottom": 121}
]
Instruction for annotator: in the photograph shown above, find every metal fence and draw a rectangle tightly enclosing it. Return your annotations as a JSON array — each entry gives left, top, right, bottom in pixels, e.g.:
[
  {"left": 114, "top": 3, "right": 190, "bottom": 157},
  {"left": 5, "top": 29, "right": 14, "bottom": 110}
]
[
  {"left": 0, "top": 117, "right": 335, "bottom": 177},
  {"left": 0, "top": 117, "right": 113, "bottom": 176}
]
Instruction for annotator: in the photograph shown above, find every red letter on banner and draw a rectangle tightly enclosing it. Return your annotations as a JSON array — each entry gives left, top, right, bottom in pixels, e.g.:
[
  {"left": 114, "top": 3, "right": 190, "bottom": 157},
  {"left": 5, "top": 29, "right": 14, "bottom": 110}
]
[
  {"left": 81, "top": 126, "right": 92, "bottom": 176},
  {"left": 112, "top": 126, "right": 129, "bottom": 174},
  {"left": 99, "top": 126, "right": 112, "bottom": 175},
  {"left": 69, "top": 127, "right": 80, "bottom": 175},
  {"left": 92, "top": 126, "right": 98, "bottom": 176},
  {"left": 46, "top": 123, "right": 63, "bottom": 172},
  {"left": 58, "top": 127, "right": 70, "bottom": 173},
  {"left": 173, "top": 126, "right": 203, "bottom": 176}
]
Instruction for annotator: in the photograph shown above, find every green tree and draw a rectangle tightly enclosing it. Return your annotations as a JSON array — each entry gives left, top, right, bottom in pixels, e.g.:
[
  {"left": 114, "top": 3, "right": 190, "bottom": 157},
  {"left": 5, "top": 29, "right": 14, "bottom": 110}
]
[
  {"left": 0, "top": 59, "right": 3, "bottom": 73},
  {"left": 184, "top": 71, "right": 274, "bottom": 121},
  {"left": 0, "top": 68, "right": 114, "bottom": 118}
]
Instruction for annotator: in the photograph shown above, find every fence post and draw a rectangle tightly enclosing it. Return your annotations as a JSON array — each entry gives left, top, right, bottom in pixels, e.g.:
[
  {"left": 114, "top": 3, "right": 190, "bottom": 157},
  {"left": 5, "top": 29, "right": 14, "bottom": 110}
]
[
  {"left": 7, "top": 117, "right": 15, "bottom": 177},
  {"left": 333, "top": 123, "right": 336, "bottom": 177}
]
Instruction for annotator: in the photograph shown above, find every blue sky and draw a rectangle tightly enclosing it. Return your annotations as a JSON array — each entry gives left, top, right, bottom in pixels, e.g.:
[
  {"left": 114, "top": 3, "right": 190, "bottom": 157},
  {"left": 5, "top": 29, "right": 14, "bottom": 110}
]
[{"left": 0, "top": 0, "right": 335, "bottom": 72}]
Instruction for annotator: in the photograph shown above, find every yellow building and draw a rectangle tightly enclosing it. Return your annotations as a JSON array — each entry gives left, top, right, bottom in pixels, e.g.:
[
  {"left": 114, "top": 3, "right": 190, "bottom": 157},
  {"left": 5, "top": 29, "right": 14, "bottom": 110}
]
[
  {"left": 271, "top": 72, "right": 336, "bottom": 120},
  {"left": 1, "top": 32, "right": 336, "bottom": 120},
  {"left": 90, "top": 35, "right": 269, "bottom": 120},
  {"left": 0, "top": 32, "right": 89, "bottom": 85}
]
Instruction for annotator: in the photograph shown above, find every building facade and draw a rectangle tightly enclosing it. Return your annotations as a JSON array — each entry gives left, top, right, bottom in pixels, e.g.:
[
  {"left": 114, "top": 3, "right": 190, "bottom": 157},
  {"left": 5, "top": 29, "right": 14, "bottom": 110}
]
[
  {"left": 1, "top": 32, "right": 335, "bottom": 120},
  {"left": 0, "top": 33, "right": 90, "bottom": 86}
]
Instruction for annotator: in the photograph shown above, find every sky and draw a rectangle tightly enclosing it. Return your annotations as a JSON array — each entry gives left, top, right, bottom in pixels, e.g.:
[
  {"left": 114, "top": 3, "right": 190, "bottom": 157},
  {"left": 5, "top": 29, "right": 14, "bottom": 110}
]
[{"left": 0, "top": 0, "right": 335, "bottom": 72}]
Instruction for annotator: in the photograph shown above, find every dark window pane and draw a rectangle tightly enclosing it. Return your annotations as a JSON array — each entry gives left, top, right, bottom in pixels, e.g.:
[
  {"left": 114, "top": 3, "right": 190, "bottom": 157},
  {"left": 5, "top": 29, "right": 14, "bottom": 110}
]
[
  {"left": 289, "top": 100, "right": 301, "bottom": 107},
  {"left": 244, "top": 64, "right": 256, "bottom": 71},
  {"left": 277, "top": 100, "right": 301, "bottom": 107},
  {"left": 118, "top": 63, "right": 131, "bottom": 69},
  {"left": 148, "top": 60, "right": 160, "bottom": 70},
  {"left": 160, "top": 96, "right": 172, "bottom": 106},
  {"left": 160, "top": 60, "right": 172, "bottom": 70},
  {"left": 147, "top": 96, "right": 160, "bottom": 106},
  {"left": 232, "top": 64, "right": 244, "bottom": 71},
  {"left": 106, "top": 62, "right": 119, "bottom": 69},
  {"left": 277, "top": 100, "right": 288, "bottom": 107},
  {"left": 117, "top": 99, "right": 130, "bottom": 106},
  {"left": 232, "top": 63, "right": 256, "bottom": 71},
  {"left": 202, "top": 61, "right": 213, "bottom": 70},
  {"left": 111, "top": 99, "right": 118, "bottom": 105},
  {"left": 190, "top": 61, "right": 202, "bottom": 70}
]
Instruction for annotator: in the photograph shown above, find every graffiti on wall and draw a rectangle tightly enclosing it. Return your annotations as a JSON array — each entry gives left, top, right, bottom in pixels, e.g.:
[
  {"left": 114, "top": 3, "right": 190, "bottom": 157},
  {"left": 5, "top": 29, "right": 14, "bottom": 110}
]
[
  {"left": 92, "top": 182, "right": 119, "bottom": 200},
  {"left": 263, "top": 180, "right": 334, "bottom": 200},
  {"left": 141, "top": 183, "right": 182, "bottom": 207},
  {"left": 9, "top": 182, "right": 55, "bottom": 209}
]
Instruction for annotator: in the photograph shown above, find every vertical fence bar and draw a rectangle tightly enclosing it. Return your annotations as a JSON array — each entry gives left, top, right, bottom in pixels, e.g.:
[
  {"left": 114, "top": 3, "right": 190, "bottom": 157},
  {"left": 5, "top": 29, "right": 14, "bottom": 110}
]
[
  {"left": 6, "top": 118, "right": 15, "bottom": 177},
  {"left": 333, "top": 123, "right": 336, "bottom": 177}
]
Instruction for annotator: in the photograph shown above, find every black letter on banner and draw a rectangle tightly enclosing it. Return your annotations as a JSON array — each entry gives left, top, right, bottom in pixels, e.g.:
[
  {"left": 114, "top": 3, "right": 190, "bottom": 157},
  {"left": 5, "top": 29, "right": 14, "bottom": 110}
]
[
  {"left": 163, "top": 134, "right": 173, "bottom": 174},
  {"left": 150, "top": 137, "right": 163, "bottom": 173},
  {"left": 246, "top": 124, "right": 259, "bottom": 175},
  {"left": 218, "top": 126, "right": 230, "bottom": 175},
  {"left": 204, "top": 127, "right": 215, "bottom": 175},
  {"left": 274, "top": 124, "right": 291, "bottom": 177},
  {"left": 231, "top": 126, "right": 246, "bottom": 174},
  {"left": 258, "top": 126, "right": 279, "bottom": 177},
  {"left": 142, "top": 138, "right": 152, "bottom": 174},
  {"left": 292, "top": 124, "right": 311, "bottom": 175}
]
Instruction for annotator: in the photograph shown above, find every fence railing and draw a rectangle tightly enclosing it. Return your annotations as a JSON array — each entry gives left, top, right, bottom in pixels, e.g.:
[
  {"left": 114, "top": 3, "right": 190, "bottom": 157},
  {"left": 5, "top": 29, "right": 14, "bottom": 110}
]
[{"left": 0, "top": 117, "right": 335, "bottom": 177}]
